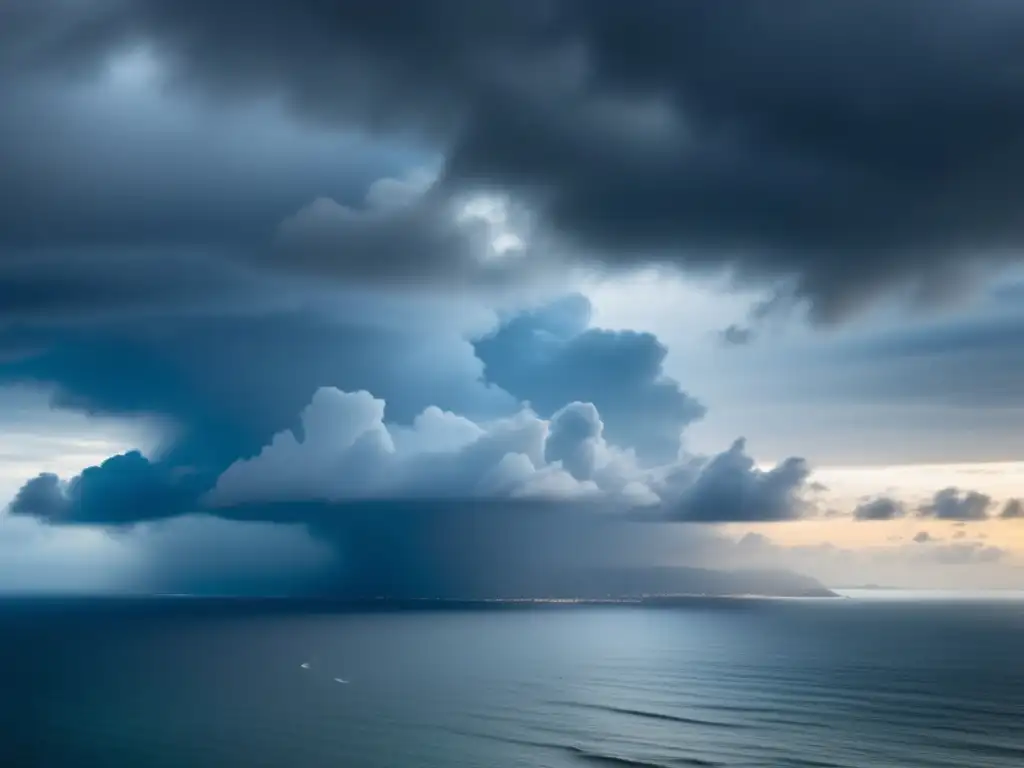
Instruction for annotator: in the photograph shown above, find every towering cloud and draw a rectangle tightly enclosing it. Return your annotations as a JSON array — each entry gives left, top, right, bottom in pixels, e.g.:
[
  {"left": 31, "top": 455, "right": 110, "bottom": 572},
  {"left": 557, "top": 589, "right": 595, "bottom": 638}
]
[
  {"left": 474, "top": 295, "right": 704, "bottom": 463},
  {"left": 197, "top": 387, "right": 811, "bottom": 523},
  {"left": 8, "top": 382, "right": 814, "bottom": 526},
  {"left": 204, "top": 388, "right": 593, "bottom": 508}
]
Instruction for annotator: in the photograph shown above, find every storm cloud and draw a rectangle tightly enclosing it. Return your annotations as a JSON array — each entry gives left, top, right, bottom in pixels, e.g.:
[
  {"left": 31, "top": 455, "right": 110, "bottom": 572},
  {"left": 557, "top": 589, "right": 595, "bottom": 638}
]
[
  {"left": 8, "top": 451, "right": 198, "bottom": 526},
  {"left": 0, "top": 308, "right": 516, "bottom": 472},
  {"left": 3, "top": 1, "right": 1024, "bottom": 597},
  {"left": 0, "top": 294, "right": 693, "bottom": 469},
  {"left": 5, "top": 0, "right": 1024, "bottom": 319},
  {"left": 1, "top": 286, "right": 815, "bottom": 533}
]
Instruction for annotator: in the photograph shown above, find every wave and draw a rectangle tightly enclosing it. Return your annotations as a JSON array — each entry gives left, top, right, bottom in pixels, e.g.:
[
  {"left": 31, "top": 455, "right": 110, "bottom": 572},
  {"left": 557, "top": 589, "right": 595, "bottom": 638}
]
[
  {"left": 564, "top": 745, "right": 722, "bottom": 767},
  {"left": 554, "top": 700, "right": 746, "bottom": 730},
  {"left": 438, "top": 727, "right": 722, "bottom": 768}
]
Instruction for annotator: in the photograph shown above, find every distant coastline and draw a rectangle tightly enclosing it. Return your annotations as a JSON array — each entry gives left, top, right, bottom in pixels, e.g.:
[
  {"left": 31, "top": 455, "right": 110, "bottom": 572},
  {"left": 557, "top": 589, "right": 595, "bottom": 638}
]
[
  {"left": 13, "top": 589, "right": 1024, "bottom": 614},
  {"left": 0, "top": 594, "right": 842, "bottom": 617},
  {"left": 0, "top": 565, "right": 838, "bottom": 604}
]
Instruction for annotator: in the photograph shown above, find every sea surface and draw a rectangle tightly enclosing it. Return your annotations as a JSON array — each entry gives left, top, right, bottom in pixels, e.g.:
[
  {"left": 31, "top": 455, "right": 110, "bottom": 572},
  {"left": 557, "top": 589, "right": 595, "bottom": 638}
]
[{"left": 1, "top": 593, "right": 1023, "bottom": 767}]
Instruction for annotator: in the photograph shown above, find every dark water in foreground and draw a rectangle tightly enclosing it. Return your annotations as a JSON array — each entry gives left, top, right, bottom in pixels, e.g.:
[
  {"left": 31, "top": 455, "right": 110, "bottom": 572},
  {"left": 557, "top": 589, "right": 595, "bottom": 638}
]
[{"left": 2, "top": 595, "right": 1023, "bottom": 767}]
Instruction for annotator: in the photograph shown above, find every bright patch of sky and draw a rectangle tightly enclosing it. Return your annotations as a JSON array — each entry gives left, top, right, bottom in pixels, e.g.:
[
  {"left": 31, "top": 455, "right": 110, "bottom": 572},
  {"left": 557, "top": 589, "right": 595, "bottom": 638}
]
[{"left": 0, "top": 386, "right": 161, "bottom": 505}]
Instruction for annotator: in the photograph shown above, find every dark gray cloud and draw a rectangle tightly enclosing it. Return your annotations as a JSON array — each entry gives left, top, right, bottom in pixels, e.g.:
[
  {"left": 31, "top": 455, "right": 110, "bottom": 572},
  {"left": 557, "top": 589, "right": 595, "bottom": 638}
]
[
  {"left": 0, "top": 248, "right": 270, "bottom": 326},
  {"left": 667, "top": 439, "right": 812, "bottom": 523},
  {"left": 7, "top": 473, "right": 67, "bottom": 521},
  {"left": 0, "top": 58, "right": 425, "bottom": 322},
  {"left": 474, "top": 295, "right": 705, "bottom": 463},
  {"left": 918, "top": 487, "right": 993, "bottom": 522},
  {"left": 8, "top": 451, "right": 199, "bottom": 525},
  {"left": 1001, "top": 499, "right": 1023, "bottom": 519},
  {"left": 8, "top": 0, "right": 1024, "bottom": 319},
  {"left": 268, "top": 175, "right": 556, "bottom": 291},
  {"left": 0, "top": 67, "right": 412, "bottom": 250},
  {"left": 854, "top": 497, "right": 906, "bottom": 521}
]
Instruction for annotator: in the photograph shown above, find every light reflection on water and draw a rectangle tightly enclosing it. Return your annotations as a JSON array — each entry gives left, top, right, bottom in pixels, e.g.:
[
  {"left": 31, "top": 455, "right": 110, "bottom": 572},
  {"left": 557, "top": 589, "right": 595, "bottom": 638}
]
[{"left": 1, "top": 596, "right": 1022, "bottom": 767}]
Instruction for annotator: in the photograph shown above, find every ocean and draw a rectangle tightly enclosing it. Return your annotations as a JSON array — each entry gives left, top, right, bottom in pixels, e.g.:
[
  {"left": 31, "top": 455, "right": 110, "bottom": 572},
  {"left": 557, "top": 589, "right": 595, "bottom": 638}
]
[{"left": 2, "top": 593, "right": 1022, "bottom": 767}]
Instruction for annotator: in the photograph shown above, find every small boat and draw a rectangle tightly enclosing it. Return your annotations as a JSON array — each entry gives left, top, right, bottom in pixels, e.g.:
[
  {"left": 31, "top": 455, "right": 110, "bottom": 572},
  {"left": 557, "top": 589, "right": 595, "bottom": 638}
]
[{"left": 300, "top": 662, "right": 311, "bottom": 669}]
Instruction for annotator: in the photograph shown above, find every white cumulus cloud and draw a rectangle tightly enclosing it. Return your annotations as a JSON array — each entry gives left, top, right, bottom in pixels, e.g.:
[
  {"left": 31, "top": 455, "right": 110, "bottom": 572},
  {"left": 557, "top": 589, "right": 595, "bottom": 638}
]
[{"left": 205, "top": 387, "right": 813, "bottom": 523}]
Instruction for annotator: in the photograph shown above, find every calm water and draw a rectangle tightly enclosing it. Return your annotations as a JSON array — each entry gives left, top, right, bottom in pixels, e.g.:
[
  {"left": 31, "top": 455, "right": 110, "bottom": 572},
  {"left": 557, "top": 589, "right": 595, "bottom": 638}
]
[{"left": 2, "top": 595, "right": 1023, "bottom": 767}]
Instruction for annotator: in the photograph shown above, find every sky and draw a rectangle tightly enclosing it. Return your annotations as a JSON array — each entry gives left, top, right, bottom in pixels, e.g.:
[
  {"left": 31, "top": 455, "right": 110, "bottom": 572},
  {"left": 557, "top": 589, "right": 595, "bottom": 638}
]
[{"left": 1, "top": 0, "right": 1023, "bottom": 594}]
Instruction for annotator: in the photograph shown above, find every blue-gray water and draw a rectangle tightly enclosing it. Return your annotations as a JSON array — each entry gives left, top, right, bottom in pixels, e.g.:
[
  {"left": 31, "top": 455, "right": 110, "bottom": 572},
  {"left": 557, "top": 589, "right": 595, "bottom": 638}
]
[{"left": 2, "top": 595, "right": 1023, "bottom": 767}]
